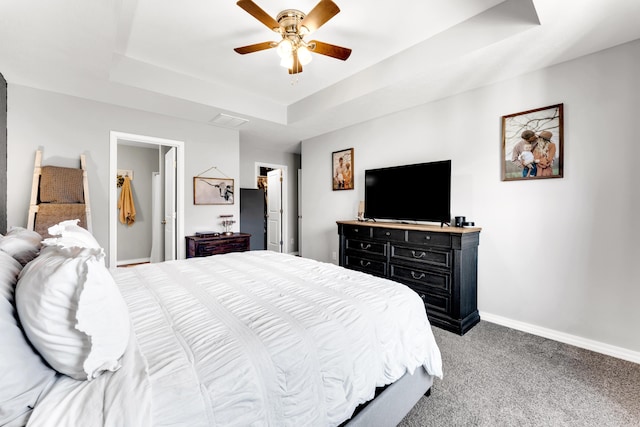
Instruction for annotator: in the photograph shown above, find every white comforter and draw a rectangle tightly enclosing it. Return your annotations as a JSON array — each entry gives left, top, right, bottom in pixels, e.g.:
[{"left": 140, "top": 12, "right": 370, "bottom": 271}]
[{"left": 29, "top": 251, "right": 442, "bottom": 426}]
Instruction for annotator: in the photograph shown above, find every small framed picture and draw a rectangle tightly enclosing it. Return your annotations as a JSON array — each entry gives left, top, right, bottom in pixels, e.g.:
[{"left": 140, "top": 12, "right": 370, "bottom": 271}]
[
  {"left": 332, "top": 148, "right": 354, "bottom": 190},
  {"left": 501, "top": 103, "right": 564, "bottom": 181},
  {"left": 193, "top": 177, "right": 234, "bottom": 204}
]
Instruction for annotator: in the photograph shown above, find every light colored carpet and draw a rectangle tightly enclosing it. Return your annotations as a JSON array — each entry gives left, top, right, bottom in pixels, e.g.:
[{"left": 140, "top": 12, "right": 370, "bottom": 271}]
[{"left": 399, "top": 321, "right": 640, "bottom": 426}]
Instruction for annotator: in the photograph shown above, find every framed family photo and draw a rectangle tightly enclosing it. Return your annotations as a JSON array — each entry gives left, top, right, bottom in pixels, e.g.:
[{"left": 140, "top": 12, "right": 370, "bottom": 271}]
[
  {"left": 332, "top": 148, "right": 354, "bottom": 190},
  {"left": 193, "top": 177, "right": 234, "bottom": 205},
  {"left": 501, "top": 103, "right": 564, "bottom": 181}
]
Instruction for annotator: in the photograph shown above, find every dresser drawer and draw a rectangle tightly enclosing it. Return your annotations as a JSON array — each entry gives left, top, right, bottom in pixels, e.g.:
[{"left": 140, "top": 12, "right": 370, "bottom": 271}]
[
  {"left": 413, "top": 288, "right": 451, "bottom": 315},
  {"left": 372, "top": 227, "right": 405, "bottom": 241},
  {"left": 390, "top": 264, "right": 451, "bottom": 293},
  {"left": 342, "top": 224, "right": 372, "bottom": 239},
  {"left": 344, "top": 255, "right": 387, "bottom": 276},
  {"left": 407, "top": 230, "right": 451, "bottom": 248},
  {"left": 345, "top": 238, "right": 386, "bottom": 257},
  {"left": 390, "top": 245, "right": 451, "bottom": 269}
]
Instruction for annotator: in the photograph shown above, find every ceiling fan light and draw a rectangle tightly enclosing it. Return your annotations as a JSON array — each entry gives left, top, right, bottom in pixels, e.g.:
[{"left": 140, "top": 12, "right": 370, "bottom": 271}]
[
  {"left": 280, "top": 54, "right": 294, "bottom": 69},
  {"left": 297, "top": 46, "right": 312, "bottom": 65},
  {"left": 276, "top": 39, "right": 293, "bottom": 58}
]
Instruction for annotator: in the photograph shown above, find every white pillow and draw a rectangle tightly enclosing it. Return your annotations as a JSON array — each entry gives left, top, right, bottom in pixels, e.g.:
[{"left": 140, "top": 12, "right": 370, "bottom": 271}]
[
  {"left": 0, "top": 226, "right": 42, "bottom": 265},
  {"left": 42, "top": 219, "right": 100, "bottom": 249},
  {"left": 0, "top": 250, "right": 20, "bottom": 303},
  {"left": 0, "top": 251, "right": 56, "bottom": 427},
  {"left": 16, "top": 245, "right": 130, "bottom": 381}
]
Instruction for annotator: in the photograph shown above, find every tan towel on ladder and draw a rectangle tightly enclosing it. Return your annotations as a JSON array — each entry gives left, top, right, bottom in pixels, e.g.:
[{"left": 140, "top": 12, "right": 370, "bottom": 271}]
[
  {"left": 35, "top": 204, "right": 87, "bottom": 238},
  {"left": 118, "top": 176, "right": 136, "bottom": 226}
]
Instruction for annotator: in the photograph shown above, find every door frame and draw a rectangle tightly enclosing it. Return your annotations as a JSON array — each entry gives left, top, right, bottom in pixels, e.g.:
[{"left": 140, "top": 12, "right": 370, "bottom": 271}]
[
  {"left": 255, "top": 162, "right": 288, "bottom": 254},
  {"left": 109, "top": 131, "right": 185, "bottom": 269}
]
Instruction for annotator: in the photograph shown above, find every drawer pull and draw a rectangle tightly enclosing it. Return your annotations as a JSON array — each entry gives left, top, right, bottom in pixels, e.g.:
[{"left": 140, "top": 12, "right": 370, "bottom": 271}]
[
  {"left": 360, "top": 243, "right": 371, "bottom": 250},
  {"left": 385, "top": 231, "right": 390, "bottom": 236},
  {"left": 354, "top": 228, "right": 359, "bottom": 233},
  {"left": 420, "top": 294, "right": 426, "bottom": 300},
  {"left": 411, "top": 250, "right": 426, "bottom": 259},
  {"left": 411, "top": 271, "right": 426, "bottom": 280},
  {"left": 425, "top": 235, "right": 431, "bottom": 240},
  {"left": 360, "top": 260, "right": 371, "bottom": 267}
]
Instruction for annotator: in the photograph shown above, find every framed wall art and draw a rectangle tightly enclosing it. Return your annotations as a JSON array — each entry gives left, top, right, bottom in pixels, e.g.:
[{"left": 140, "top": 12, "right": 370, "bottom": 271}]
[
  {"left": 501, "top": 103, "right": 564, "bottom": 181},
  {"left": 193, "top": 177, "right": 234, "bottom": 204},
  {"left": 332, "top": 148, "right": 354, "bottom": 190}
]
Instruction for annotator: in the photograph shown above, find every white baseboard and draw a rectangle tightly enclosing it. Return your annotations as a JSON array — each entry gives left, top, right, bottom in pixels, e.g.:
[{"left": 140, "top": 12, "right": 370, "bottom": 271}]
[
  {"left": 480, "top": 312, "right": 640, "bottom": 365},
  {"left": 116, "top": 257, "right": 150, "bottom": 266}
]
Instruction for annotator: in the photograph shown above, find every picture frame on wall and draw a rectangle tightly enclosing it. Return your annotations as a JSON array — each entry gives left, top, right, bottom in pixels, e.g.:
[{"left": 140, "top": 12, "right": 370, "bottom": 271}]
[
  {"left": 193, "top": 177, "right": 234, "bottom": 204},
  {"left": 501, "top": 103, "right": 564, "bottom": 181},
  {"left": 332, "top": 148, "right": 354, "bottom": 190}
]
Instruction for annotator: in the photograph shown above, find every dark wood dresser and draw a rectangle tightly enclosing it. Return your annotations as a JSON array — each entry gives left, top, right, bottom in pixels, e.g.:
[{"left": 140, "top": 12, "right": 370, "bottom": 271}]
[
  {"left": 186, "top": 233, "right": 251, "bottom": 258},
  {"left": 337, "top": 220, "right": 481, "bottom": 335}
]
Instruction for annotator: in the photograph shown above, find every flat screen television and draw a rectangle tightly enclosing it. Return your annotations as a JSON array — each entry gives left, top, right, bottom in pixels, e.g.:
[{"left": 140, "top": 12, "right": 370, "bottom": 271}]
[{"left": 364, "top": 160, "right": 451, "bottom": 224}]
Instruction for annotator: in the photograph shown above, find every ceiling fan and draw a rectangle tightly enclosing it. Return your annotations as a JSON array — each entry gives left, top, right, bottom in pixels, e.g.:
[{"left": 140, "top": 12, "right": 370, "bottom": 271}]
[{"left": 233, "top": 0, "right": 352, "bottom": 74}]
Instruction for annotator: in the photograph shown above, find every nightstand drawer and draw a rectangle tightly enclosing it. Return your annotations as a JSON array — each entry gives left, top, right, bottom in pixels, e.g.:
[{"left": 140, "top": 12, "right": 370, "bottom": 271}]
[
  {"left": 390, "top": 264, "right": 451, "bottom": 293},
  {"left": 198, "top": 241, "right": 247, "bottom": 256},
  {"left": 390, "top": 245, "right": 451, "bottom": 269},
  {"left": 407, "top": 230, "right": 451, "bottom": 248},
  {"left": 372, "top": 227, "right": 405, "bottom": 241},
  {"left": 344, "top": 255, "right": 387, "bottom": 276},
  {"left": 186, "top": 233, "right": 250, "bottom": 258},
  {"left": 345, "top": 238, "right": 386, "bottom": 256}
]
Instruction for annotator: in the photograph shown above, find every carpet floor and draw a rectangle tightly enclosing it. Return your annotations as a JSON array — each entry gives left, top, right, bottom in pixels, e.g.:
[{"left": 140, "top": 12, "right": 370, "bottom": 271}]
[{"left": 399, "top": 321, "right": 640, "bottom": 426}]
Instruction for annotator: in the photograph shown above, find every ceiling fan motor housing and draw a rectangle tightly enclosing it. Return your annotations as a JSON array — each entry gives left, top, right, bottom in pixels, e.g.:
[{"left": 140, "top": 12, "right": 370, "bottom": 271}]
[
  {"left": 276, "top": 9, "right": 306, "bottom": 32},
  {"left": 276, "top": 9, "right": 309, "bottom": 52}
]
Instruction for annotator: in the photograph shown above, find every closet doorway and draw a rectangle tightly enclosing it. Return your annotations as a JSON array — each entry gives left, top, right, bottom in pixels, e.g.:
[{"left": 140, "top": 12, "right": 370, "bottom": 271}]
[
  {"left": 255, "top": 163, "right": 288, "bottom": 253},
  {"left": 109, "top": 132, "right": 185, "bottom": 269}
]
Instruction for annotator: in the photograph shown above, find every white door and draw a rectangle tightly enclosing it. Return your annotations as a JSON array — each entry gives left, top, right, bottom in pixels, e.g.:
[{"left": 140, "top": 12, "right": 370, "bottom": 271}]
[
  {"left": 164, "top": 147, "right": 177, "bottom": 261},
  {"left": 267, "top": 169, "right": 283, "bottom": 252},
  {"left": 150, "top": 172, "right": 162, "bottom": 263}
]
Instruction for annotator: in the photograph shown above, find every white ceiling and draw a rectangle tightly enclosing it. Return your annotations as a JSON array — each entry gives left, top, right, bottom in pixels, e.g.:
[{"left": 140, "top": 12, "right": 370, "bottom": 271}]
[{"left": 1, "top": 0, "right": 640, "bottom": 153}]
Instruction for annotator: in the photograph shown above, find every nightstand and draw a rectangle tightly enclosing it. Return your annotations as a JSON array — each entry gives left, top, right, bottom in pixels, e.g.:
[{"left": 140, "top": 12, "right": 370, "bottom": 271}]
[{"left": 186, "top": 233, "right": 251, "bottom": 258}]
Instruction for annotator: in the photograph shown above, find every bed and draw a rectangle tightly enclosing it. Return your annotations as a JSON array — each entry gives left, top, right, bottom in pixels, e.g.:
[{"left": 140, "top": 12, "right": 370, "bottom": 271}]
[{"left": 1, "top": 222, "right": 442, "bottom": 427}]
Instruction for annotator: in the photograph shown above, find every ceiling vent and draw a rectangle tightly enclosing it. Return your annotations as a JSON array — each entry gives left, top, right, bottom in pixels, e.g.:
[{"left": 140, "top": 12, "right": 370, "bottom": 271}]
[{"left": 209, "top": 113, "right": 249, "bottom": 128}]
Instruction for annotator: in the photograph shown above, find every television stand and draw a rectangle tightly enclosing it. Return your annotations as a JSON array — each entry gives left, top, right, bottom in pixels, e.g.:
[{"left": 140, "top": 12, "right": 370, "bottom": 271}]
[{"left": 336, "top": 220, "right": 481, "bottom": 335}]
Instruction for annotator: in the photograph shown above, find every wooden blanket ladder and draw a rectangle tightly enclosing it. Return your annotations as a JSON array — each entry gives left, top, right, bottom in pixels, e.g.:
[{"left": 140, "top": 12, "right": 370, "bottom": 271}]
[{"left": 27, "top": 150, "right": 93, "bottom": 237}]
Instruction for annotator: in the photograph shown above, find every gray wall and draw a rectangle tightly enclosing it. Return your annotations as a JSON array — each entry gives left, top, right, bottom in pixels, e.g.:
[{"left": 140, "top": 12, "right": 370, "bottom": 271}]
[
  {"left": 117, "top": 144, "right": 159, "bottom": 263},
  {"left": 6, "top": 85, "right": 240, "bottom": 260},
  {"left": 301, "top": 40, "right": 640, "bottom": 356}
]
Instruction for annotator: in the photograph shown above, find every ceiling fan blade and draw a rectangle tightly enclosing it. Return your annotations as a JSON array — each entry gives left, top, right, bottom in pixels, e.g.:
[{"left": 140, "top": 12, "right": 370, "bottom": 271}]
[
  {"left": 309, "top": 40, "right": 352, "bottom": 61},
  {"left": 234, "top": 41, "right": 276, "bottom": 55},
  {"left": 288, "top": 51, "right": 303, "bottom": 74},
  {"left": 300, "top": 0, "right": 340, "bottom": 34},
  {"left": 236, "top": 0, "right": 280, "bottom": 31}
]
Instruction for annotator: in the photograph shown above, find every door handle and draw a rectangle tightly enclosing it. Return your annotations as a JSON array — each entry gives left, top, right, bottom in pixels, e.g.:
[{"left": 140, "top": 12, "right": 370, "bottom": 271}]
[{"left": 161, "top": 219, "right": 167, "bottom": 225}]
